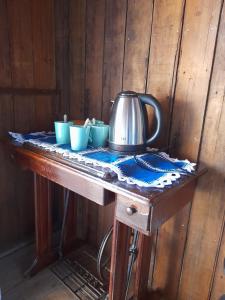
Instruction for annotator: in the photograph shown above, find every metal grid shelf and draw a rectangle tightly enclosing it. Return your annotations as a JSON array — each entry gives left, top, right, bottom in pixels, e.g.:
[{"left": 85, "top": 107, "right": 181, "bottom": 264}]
[{"left": 51, "top": 247, "right": 109, "bottom": 300}]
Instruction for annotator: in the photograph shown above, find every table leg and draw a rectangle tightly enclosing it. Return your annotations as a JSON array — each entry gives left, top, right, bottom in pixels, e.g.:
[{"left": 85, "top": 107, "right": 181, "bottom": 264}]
[
  {"left": 109, "top": 219, "right": 132, "bottom": 300},
  {"left": 25, "top": 174, "right": 57, "bottom": 276},
  {"left": 134, "top": 233, "right": 153, "bottom": 299}
]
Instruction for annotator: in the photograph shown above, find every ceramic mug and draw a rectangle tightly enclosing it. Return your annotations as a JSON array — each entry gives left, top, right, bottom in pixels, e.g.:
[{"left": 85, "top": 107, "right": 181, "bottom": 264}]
[
  {"left": 54, "top": 121, "right": 73, "bottom": 144},
  {"left": 89, "top": 124, "right": 109, "bottom": 147},
  {"left": 70, "top": 125, "right": 91, "bottom": 151},
  {"left": 93, "top": 119, "right": 104, "bottom": 125}
]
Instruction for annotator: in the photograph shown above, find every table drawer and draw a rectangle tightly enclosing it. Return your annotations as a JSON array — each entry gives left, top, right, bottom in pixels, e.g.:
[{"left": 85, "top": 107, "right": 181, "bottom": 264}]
[{"left": 116, "top": 195, "right": 151, "bottom": 235}]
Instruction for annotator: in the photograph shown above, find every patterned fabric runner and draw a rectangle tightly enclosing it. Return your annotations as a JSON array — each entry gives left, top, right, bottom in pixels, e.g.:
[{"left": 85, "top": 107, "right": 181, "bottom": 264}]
[{"left": 9, "top": 131, "right": 195, "bottom": 188}]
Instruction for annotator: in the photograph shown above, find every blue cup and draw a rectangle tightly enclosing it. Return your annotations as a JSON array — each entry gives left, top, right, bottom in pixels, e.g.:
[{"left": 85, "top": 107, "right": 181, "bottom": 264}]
[
  {"left": 89, "top": 124, "right": 109, "bottom": 147},
  {"left": 70, "top": 125, "right": 91, "bottom": 151},
  {"left": 93, "top": 120, "right": 104, "bottom": 125},
  {"left": 54, "top": 121, "right": 73, "bottom": 144}
]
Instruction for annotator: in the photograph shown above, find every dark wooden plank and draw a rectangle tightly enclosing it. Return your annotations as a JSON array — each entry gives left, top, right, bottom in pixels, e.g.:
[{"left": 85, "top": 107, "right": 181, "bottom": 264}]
[
  {"left": 8, "top": 0, "right": 36, "bottom": 132},
  {"left": 54, "top": 0, "right": 70, "bottom": 118},
  {"left": 101, "top": 0, "right": 127, "bottom": 122},
  {"left": 0, "top": 0, "right": 17, "bottom": 253},
  {"left": 10, "top": 0, "right": 56, "bottom": 256},
  {"left": 109, "top": 219, "right": 132, "bottom": 300},
  {"left": 97, "top": 0, "right": 127, "bottom": 251},
  {"left": 10, "top": 144, "right": 114, "bottom": 206},
  {"left": 68, "top": 1, "right": 88, "bottom": 243},
  {"left": 85, "top": 0, "right": 105, "bottom": 119},
  {"left": 34, "top": 175, "right": 53, "bottom": 257},
  {"left": 210, "top": 220, "right": 225, "bottom": 300},
  {"left": 0, "top": 96, "right": 17, "bottom": 253},
  {"left": 85, "top": 0, "right": 106, "bottom": 248},
  {"left": 122, "top": 0, "right": 153, "bottom": 92},
  {"left": 14, "top": 96, "right": 35, "bottom": 133},
  {"left": 0, "top": 0, "right": 11, "bottom": 87},
  {"left": 32, "top": 0, "right": 55, "bottom": 89},
  {"left": 151, "top": 0, "right": 223, "bottom": 299},
  {"left": 69, "top": 0, "right": 86, "bottom": 120},
  {"left": 146, "top": 0, "right": 184, "bottom": 148},
  {"left": 7, "top": 0, "right": 34, "bottom": 88},
  {"left": 134, "top": 234, "right": 153, "bottom": 299},
  {"left": 170, "top": 0, "right": 222, "bottom": 160},
  {"left": 34, "top": 96, "right": 54, "bottom": 131},
  {"left": 0, "top": 87, "right": 60, "bottom": 95},
  {"left": 25, "top": 174, "right": 56, "bottom": 275},
  {"left": 123, "top": 4, "right": 188, "bottom": 290},
  {"left": 12, "top": 87, "right": 35, "bottom": 254},
  {"left": 176, "top": 2, "right": 225, "bottom": 298},
  {"left": 32, "top": 0, "right": 55, "bottom": 131}
]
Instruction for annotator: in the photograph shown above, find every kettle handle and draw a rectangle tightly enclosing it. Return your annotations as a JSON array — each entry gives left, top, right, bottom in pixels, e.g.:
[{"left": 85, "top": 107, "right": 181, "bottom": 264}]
[{"left": 138, "top": 93, "right": 163, "bottom": 145}]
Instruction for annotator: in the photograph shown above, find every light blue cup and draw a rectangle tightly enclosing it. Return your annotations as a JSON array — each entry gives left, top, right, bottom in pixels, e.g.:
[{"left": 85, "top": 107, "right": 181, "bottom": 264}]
[
  {"left": 89, "top": 124, "right": 109, "bottom": 147},
  {"left": 93, "top": 120, "right": 104, "bottom": 125},
  {"left": 70, "top": 125, "right": 91, "bottom": 151},
  {"left": 54, "top": 121, "right": 73, "bottom": 144}
]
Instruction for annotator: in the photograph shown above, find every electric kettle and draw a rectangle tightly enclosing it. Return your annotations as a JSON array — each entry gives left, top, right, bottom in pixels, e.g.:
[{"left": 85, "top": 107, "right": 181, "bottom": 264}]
[{"left": 109, "top": 91, "right": 162, "bottom": 154}]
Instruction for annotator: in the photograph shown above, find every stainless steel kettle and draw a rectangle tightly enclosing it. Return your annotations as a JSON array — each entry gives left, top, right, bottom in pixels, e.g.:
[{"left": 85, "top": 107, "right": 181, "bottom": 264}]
[{"left": 109, "top": 91, "right": 162, "bottom": 154}]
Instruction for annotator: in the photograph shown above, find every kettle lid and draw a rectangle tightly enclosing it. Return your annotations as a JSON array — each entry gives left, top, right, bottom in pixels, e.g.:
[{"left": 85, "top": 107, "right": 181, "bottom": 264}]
[{"left": 118, "top": 91, "right": 137, "bottom": 97}]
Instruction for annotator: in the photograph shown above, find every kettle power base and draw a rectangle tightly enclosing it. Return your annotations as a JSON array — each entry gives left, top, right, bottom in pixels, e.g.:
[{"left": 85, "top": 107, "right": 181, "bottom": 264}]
[{"left": 108, "top": 142, "right": 147, "bottom": 155}]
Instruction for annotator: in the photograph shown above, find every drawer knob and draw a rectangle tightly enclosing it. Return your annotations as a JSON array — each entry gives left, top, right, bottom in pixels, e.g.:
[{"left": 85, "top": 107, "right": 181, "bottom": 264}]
[{"left": 126, "top": 206, "right": 137, "bottom": 216}]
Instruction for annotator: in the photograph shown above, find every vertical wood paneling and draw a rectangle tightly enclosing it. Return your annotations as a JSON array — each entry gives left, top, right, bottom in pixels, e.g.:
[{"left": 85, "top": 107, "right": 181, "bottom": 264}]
[
  {"left": 7, "top": 0, "right": 34, "bottom": 88},
  {"left": 67, "top": 0, "right": 224, "bottom": 300},
  {"left": 150, "top": 1, "right": 223, "bottom": 299},
  {"left": 7, "top": 2, "right": 36, "bottom": 237},
  {"left": 69, "top": 0, "right": 86, "bottom": 120},
  {"left": 8, "top": 0, "right": 36, "bottom": 131},
  {"left": 97, "top": 0, "right": 127, "bottom": 250},
  {"left": 54, "top": 0, "right": 70, "bottom": 118},
  {"left": 68, "top": 1, "right": 88, "bottom": 243},
  {"left": 0, "top": 0, "right": 56, "bottom": 253},
  {"left": 34, "top": 96, "right": 53, "bottom": 131},
  {"left": 170, "top": 0, "right": 222, "bottom": 159},
  {"left": 0, "top": 0, "right": 11, "bottom": 87},
  {"left": 123, "top": 0, "right": 153, "bottom": 92},
  {"left": 0, "top": 97, "right": 16, "bottom": 253},
  {"left": 177, "top": 2, "right": 225, "bottom": 298},
  {"left": 147, "top": 1, "right": 186, "bottom": 296},
  {"left": 32, "top": 0, "right": 55, "bottom": 89},
  {"left": 211, "top": 225, "right": 225, "bottom": 300},
  {"left": 146, "top": 0, "right": 185, "bottom": 147},
  {"left": 101, "top": 0, "right": 127, "bottom": 122},
  {"left": 0, "top": 0, "right": 223, "bottom": 298},
  {"left": 32, "top": 0, "right": 55, "bottom": 131},
  {"left": 84, "top": 0, "right": 106, "bottom": 247},
  {"left": 85, "top": 0, "right": 105, "bottom": 119},
  {"left": 0, "top": 0, "right": 17, "bottom": 253}
]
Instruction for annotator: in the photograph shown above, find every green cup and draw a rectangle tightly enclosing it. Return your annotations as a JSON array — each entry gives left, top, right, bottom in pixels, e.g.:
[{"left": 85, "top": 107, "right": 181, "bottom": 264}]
[
  {"left": 70, "top": 125, "right": 91, "bottom": 151},
  {"left": 54, "top": 121, "right": 73, "bottom": 144},
  {"left": 89, "top": 124, "right": 109, "bottom": 148}
]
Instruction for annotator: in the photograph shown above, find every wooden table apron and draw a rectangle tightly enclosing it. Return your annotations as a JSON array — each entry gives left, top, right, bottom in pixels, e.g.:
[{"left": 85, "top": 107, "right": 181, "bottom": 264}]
[{"left": 7, "top": 142, "right": 206, "bottom": 300}]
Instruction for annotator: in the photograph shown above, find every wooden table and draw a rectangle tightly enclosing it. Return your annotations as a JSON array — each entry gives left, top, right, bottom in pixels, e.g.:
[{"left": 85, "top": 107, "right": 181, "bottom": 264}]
[{"left": 6, "top": 140, "right": 206, "bottom": 300}]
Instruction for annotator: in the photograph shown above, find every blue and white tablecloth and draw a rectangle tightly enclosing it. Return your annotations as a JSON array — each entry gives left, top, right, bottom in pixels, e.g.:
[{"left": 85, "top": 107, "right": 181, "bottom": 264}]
[{"left": 9, "top": 131, "right": 196, "bottom": 188}]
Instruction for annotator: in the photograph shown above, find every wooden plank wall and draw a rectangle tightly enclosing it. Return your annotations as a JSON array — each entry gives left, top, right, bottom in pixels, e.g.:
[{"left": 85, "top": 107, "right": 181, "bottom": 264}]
[
  {"left": 0, "top": 0, "right": 224, "bottom": 299},
  {"left": 0, "top": 0, "right": 56, "bottom": 253},
  {"left": 67, "top": 0, "right": 225, "bottom": 299}
]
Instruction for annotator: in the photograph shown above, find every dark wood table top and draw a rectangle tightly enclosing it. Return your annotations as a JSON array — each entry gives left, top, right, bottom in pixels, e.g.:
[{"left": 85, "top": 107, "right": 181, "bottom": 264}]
[{"left": 5, "top": 139, "right": 206, "bottom": 205}]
